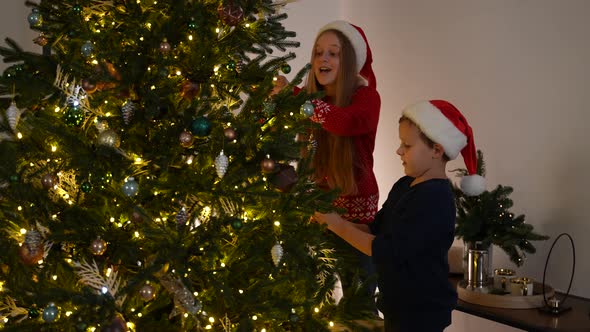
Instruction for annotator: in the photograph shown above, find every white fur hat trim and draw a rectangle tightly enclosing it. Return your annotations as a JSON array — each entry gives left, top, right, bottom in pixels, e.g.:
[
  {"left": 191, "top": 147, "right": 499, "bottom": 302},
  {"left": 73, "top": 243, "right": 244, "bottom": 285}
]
[{"left": 318, "top": 20, "right": 367, "bottom": 74}]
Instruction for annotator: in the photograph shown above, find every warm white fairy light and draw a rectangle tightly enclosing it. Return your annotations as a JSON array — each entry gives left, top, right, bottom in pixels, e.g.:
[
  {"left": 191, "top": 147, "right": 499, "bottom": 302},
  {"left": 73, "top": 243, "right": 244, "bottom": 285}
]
[
  {"left": 329, "top": 321, "right": 334, "bottom": 327},
  {"left": 314, "top": 307, "right": 319, "bottom": 313},
  {"left": 205, "top": 325, "right": 212, "bottom": 330},
  {"left": 245, "top": 23, "right": 250, "bottom": 28},
  {"left": 176, "top": 70, "right": 182, "bottom": 76},
  {"left": 188, "top": 35, "right": 193, "bottom": 41},
  {"left": 209, "top": 317, "right": 215, "bottom": 323},
  {"left": 274, "top": 221, "right": 280, "bottom": 227},
  {"left": 134, "top": 231, "right": 140, "bottom": 238},
  {"left": 137, "top": 313, "right": 142, "bottom": 317},
  {"left": 37, "top": 259, "right": 43, "bottom": 265},
  {"left": 20, "top": 228, "right": 26, "bottom": 234},
  {"left": 65, "top": 311, "right": 72, "bottom": 317},
  {"left": 52, "top": 275, "right": 57, "bottom": 281},
  {"left": 216, "top": 27, "right": 220, "bottom": 33},
  {"left": 252, "top": 315, "right": 258, "bottom": 320},
  {"left": 220, "top": 262, "right": 225, "bottom": 268},
  {"left": 17, "top": 132, "right": 22, "bottom": 139},
  {"left": 238, "top": 289, "right": 243, "bottom": 294}
]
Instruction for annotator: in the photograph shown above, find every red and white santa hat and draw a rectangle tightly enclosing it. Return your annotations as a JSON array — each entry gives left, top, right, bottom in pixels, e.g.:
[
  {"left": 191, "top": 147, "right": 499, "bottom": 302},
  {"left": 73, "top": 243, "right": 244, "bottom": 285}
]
[
  {"left": 317, "top": 20, "right": 376, "bottom": 89},
  {"left": 402, "top": 100, "right": 486, "bottom": 196}
]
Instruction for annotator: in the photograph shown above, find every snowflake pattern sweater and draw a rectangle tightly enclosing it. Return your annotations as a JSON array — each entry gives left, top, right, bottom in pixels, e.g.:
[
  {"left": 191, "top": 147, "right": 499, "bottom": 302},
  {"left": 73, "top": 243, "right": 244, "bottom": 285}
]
[{"left": 310, "top": 86, "right": 381, "bottom": 224}]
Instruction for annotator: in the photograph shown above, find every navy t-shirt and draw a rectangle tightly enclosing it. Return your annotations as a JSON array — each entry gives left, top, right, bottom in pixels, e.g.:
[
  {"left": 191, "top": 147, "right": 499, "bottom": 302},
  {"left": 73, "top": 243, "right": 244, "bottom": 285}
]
[{"left": 369, "top": 176, "right": 457, "bottom": 328}]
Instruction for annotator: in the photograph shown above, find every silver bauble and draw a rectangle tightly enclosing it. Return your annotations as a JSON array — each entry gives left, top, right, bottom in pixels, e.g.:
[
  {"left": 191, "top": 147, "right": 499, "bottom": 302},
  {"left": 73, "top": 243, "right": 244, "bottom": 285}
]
[
  {"left": 139, "top": 284, "right": 156, "bottom": 301},
  {"left": 97, "top": 129, "right": 120, "bottom": 148}
]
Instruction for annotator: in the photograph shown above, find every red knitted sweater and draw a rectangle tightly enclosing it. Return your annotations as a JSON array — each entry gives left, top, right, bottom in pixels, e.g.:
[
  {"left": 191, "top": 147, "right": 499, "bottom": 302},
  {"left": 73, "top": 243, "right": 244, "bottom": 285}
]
[{"left": 309, "top": 86, "right": 381, "bottom": 224}]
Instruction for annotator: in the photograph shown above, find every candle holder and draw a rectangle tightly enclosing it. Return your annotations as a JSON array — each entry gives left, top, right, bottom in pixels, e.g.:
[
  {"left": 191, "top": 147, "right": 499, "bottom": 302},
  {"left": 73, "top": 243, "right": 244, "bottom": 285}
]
[{"left": 538, "top": 233, "right": 575, "bottom": 315}]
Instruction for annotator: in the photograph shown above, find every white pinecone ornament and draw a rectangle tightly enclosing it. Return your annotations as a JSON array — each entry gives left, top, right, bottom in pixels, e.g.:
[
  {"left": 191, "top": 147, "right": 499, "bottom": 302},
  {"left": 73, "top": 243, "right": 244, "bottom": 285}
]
[
  {"left": 121, "top": 99, "right": 136, "bottom": 125},
  {"left": 6, "top": 101, "right": 22, "bottom": 131},
  {"left": 271, "top": 243, "right": 283, "bottom": 266},
  {"left": 215, "top": 150, "right": 229, "bottom": 178}
]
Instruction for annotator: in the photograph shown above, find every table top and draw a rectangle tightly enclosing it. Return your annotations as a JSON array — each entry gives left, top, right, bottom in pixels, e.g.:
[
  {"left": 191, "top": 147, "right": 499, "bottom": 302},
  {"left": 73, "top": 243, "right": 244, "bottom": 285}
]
[{"left": 450, "top": 275, "right": 590, "bottom": 332}]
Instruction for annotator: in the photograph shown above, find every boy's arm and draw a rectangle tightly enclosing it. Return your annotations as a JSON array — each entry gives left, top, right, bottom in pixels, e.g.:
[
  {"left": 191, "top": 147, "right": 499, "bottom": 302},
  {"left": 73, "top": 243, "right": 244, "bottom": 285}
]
[{"left": 313, "top": 212, "right": 375, "bottom": 256}]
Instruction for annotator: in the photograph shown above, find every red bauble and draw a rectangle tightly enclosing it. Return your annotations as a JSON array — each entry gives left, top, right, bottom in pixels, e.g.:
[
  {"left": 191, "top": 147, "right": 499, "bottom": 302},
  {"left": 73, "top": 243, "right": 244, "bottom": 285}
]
[
  {"left": 271, "top": 164, "right": 298, "bottom": 192},
  {"left": 81, "top": 78, "right": 97, "bottom": 94},
  {"left": 218, "top": 3, "right": 244, "bottom": 26},
  {"left": 224, "top": 128, "right": 237, "bottom": 140},
  {"left": 181, "top": 80, "right": 201, "bottom": 100}
]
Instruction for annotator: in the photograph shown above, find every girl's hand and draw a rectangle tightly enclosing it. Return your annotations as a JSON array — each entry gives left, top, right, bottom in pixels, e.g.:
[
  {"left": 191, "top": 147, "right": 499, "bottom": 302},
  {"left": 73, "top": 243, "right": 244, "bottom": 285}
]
[
  {"left": 313, "top": 212, "right": 341, "bottom": 226},
  {"left": 271, "top": 75, "right": 289, "bottom": 95}
]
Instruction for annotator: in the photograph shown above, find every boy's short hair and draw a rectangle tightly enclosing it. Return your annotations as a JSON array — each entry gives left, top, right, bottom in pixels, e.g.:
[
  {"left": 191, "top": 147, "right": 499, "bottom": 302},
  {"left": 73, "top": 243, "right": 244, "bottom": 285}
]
[{"left": 399, "top": 116, "right": 450, "bottom": 162}]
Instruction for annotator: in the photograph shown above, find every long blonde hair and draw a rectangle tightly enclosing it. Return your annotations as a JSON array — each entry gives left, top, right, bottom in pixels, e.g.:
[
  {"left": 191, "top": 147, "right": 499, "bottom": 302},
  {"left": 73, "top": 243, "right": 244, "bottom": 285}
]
[{"left": 306, "top": 30, "right": 364, "bottom": 195}]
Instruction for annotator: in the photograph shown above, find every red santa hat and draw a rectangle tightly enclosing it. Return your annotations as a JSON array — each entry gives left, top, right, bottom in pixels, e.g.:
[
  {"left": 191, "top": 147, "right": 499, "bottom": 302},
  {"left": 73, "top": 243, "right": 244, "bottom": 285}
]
[
  {"left": 317, "top": 20, "right": 376, "bottom": 89},
  {"left": 402, "top": 100, "right": 486, "bottom": 196}
]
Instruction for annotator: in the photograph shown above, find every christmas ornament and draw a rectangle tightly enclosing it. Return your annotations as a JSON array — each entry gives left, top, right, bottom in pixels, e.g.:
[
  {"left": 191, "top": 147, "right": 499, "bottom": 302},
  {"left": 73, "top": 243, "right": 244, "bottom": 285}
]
[
  {"left": 41, "top": 173, "right": 59, "bottom": 189},
  {"left": 261, "top": 157, "right": 276, "bottom": 173},
  {"left": 18, "top": 230, "right": 44, "bottom": 265},
  {"left": 179, "top": 130, "right": 194, "bottom": 148},
  {"left": 121, "top": 99, "right": 136, "bottom": 125},
  {"left": 97, "top": 129, "right": 120, "bottom": 148},
  {"left": 27, "top": 8, "right": 42, "bottom": 27},
  {"left": 215, "top": 150, "right": 229, "bottom": 178},
  {"left": 139, "top": 284, "right": 155, "bottom": 301},
  {"left": 81, "top": 78, "right": 97, "bottom": 94},
  {"left": 81, "top": 41, "right": 94, "bottom": 57},
  {"left": 218, "top": 2, "right": 244, "bottom": 26},
  {"left": 42, "top": 303, "right": 59, "bottom": 322},
  {"left": 90, "top": 237, "right": 107, "bottom": 255},
  {"left": 176, "top": 207, "right": 188, "bottom": 226},
  {"left": 263, "top": 101, "right": 276, "bottom": 116},
  {"left": 63, "top": 102, "right": 84, "bottom": 126},
  {"left": 223, "top": 127, "right": 236, "bottom": 140},
  {"left": 181, "top": 80, "right": 200, "bottom": 100},
  {"left": 28, "top": 306, "right": 40, "bottom": 319},
  {"left": 300, "top": 100, "right": 314, "bottom": 117},
  {"left": 33, "top": 34, "right": 48, "bottom": 46},
  {"left": 101, "top": 314, "right": 127, "bottom": 332},
  {"left": 187, "top": 18, "right": 198, "bottom": 30},
  {"left": 5, "top": 101, "right": 22, "bottom": 132},
  {"left": 271, "top": 243, "right": 283, "bottom": 266},
  {"left": 159, "top": 39, "right": 171, "bottom": 53},
  {"left": 234, "top": 58, "right": 244, "bottom": 73},
  {"left": 80, "top": 181, "right": 92, "bottom": 193},
  {"left": 72, "top": 4, "right": 82, "bottom": 14},
  {"left": 130, "top": 206, "right": 146, "bottom": 223},
  {"left": 122, "top": 177, "right": 139, "bottom": 196},
  {"left": 230, "top": 218, "right": 243, "bottom": 230},
  {"left": 289, "top": 309, "right": 299, "bottom": 323},
  {"left": 225, "top": 60, "right": 236, "bottom": 71},
  {"left": 271, "top": 164, "right": 298, "bottom": 192},
  {"left": 158, "top": 273, "right": 202, "bottom": 316},
  {"left": 281, "top": 64, "right": 291, "bottom": 74},
  {"left": 190, "top": 116, "right": 212, "bottom": 136}
]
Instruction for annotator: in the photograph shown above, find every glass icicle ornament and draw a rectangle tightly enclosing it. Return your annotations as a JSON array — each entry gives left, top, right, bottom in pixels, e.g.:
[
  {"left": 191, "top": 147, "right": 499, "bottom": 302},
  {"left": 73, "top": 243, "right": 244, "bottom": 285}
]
[
  {"left": 121, "top": 99, "right": 136, "bottom": 125},
  {"left": 5, "top": 101, "right": 22, "bottom": 132},
  {"left": 215, "top": 150, "right": 229, "bottom": 178},
  {"left": 271, "top": 243, "right": 283, "bottom": 266}
]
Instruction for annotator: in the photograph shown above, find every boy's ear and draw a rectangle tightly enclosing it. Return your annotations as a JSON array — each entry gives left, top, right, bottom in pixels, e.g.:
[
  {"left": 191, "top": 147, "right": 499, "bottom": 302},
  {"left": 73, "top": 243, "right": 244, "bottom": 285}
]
[{"left": 433, "top": 143, "right": 445, "bottom": 159}]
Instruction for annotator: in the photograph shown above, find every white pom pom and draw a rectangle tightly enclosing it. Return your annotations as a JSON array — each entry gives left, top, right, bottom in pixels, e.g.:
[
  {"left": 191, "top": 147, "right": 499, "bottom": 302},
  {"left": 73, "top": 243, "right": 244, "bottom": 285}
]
[{"left": 460, "top": 174, "right": 486, "bottom": 196}]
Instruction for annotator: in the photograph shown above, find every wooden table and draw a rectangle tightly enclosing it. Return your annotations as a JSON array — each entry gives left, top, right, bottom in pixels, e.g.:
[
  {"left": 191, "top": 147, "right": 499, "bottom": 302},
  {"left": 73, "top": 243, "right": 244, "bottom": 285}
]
[{"left": 450, "top": 275, "right": 590, "bottom": 331}]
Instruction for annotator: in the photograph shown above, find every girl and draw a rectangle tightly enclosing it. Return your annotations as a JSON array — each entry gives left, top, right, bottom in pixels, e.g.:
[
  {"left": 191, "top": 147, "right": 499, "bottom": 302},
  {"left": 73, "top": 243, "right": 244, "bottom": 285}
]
[{"left": 275, "top": 20, "right": 381, "bottom": 313}]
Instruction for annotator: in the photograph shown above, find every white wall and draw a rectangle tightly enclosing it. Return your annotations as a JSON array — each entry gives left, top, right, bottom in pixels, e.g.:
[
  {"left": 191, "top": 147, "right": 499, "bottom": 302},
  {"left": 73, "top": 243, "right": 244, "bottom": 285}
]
[
  {"left": 0, "top": 2, "right": 38, "bottom": 71},
  {"left": 3, "top": 1, "right": 589, "bottom": 330}
]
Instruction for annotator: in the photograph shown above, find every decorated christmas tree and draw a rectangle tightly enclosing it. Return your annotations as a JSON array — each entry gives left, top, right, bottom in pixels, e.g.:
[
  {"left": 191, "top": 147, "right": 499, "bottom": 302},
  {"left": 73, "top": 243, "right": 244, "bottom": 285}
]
[
  {"left": 0, "top": 1, "right": 359, "bottom": 330},
  {"left": 452, "top": 150, "right": 549, "bottom": 266}
]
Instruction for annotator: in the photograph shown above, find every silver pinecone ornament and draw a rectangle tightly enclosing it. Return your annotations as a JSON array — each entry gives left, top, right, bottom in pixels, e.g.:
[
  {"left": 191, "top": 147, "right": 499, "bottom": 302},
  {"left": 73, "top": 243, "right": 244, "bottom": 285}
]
[
  {"left": 215, "top": 150, "right": 229, "bottom": 178},
  {"left": 271, "top": 243, "right": 284, "bottom": 266},
  {"left": 176, "top": 207, "right": 188, "bottom": 226},
  {"left": 121, "top": 99, "right": 136, "bottom": 125},
  {"left": 6, "top": 101, "right": 22, "bottom": 131}
]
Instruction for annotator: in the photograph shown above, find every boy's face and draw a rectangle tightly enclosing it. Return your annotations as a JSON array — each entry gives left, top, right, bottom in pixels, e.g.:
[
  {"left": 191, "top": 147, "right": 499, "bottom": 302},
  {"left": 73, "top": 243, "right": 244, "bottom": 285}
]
[{"left": 397, "top": 120, "right": 440, "bottom": 179}]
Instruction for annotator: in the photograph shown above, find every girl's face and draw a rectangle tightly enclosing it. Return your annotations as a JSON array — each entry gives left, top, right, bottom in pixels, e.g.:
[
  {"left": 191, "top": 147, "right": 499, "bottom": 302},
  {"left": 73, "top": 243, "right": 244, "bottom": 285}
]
[
  {"left": 396, "top": 120, "right": 438, "bottom": 180},
  {"left": 312, "top": 31, "right": 341, "bottom": 95}
]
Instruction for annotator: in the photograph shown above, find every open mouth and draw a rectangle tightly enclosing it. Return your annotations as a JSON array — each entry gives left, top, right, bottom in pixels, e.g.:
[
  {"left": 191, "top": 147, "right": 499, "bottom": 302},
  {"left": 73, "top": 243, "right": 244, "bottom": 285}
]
[{"left": 319, "top": 67, "right": 331, "bottom": 73}]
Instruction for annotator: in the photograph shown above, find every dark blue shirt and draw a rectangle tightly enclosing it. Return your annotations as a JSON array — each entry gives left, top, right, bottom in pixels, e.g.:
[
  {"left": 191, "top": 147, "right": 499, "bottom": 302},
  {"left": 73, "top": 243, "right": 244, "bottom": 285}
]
[{"left": 369, "top": 176, "right": 457, "bottom": 328}]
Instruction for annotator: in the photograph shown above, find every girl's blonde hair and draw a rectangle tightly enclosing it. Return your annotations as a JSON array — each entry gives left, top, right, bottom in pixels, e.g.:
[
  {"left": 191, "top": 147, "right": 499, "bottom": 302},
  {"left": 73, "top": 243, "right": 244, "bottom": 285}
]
[{"left": 306, "top": 29, "right": 365, "bottom": 195}]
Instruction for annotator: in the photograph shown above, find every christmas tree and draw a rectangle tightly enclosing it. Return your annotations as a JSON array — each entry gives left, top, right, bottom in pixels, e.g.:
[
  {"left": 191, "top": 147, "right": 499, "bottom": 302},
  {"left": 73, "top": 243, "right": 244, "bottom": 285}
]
[
  {"left": 0, "top": 1, "right": 358, "bottom": 330},
  {"left": 452, "top": 150, "right": 549, "bottom": 266}
]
